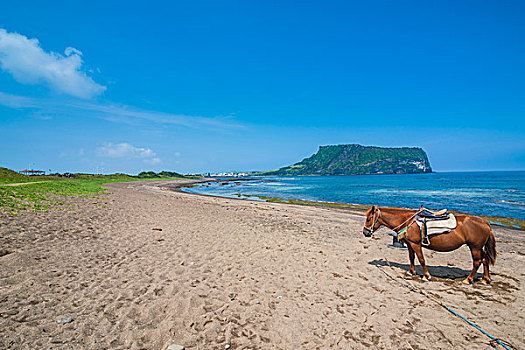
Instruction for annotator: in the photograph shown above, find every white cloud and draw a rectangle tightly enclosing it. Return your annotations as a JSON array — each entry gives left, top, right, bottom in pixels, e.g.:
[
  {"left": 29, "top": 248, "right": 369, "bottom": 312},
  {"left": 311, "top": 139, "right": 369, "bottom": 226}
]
[
  {"left": 97, "top": 142, "right": 161, "bottom": 165},
  {"left": 64, "top": 47, "right": 82, "bottom": 56},
  {"left": 0, "top": 29, "right": 105, "bottom": 99},
  {"left": 97, "top": 142, "right": 158, "bottom": 162},
  {"left": 0, "top": 92, "right": 38, "bottom": 109},
  {"left": 0, "top": 91, "right": 39, "bottom": 108},
  {"left": 77, "top": 101, "right": 243, "bottom": 129},
  {"left": 0, "top": 92, "right": 244, "bottom": 130}
]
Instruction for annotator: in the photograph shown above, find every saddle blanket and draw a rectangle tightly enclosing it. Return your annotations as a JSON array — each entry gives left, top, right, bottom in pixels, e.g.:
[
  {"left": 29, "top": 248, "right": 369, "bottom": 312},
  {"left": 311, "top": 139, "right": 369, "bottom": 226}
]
[{"left": 417, "top": 214, "right": 457, "bottom": 235}]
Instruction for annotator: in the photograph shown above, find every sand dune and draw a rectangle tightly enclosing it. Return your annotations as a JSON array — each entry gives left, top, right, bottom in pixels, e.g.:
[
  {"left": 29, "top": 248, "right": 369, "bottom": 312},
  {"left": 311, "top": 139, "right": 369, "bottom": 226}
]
[{"left": 0, "top": 180, "right": 523, "bottom": 349}]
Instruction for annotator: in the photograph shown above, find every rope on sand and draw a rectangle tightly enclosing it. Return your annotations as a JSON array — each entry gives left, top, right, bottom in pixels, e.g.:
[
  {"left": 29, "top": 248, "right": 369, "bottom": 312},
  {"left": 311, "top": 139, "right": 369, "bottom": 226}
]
[{"left": 377, "top": 258, "right": 515, "bottom": 350}]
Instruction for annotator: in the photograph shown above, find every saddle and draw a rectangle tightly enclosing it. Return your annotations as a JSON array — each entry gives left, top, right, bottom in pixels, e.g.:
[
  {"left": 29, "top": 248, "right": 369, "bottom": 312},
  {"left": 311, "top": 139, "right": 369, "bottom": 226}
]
[
  {"left": 418, "top": 208, "right": 449, "bottom": 219},
  {"left": 416, "top": 208, "right": 457, "bottom": 246}
]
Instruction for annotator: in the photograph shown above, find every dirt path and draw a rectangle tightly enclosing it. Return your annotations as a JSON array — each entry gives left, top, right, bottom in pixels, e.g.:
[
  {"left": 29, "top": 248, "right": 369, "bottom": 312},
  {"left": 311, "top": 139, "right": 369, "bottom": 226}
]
[{"left": 0, "top": 181, "right": 50, "bottom": 186}]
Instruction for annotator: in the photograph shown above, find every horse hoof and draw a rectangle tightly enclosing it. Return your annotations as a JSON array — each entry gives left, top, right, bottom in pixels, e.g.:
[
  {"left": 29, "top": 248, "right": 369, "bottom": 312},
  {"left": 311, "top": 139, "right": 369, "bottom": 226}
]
[
  {"left": 405, "top": 271, "right": 414, "bottom": 278},
  {"left": 421, "top": 276, "right": 431, "bottom": 282},
  {"left": 462, "top": 278, "right": 472, "bottom": 285},
  {"left": 480, "top": 279, "right": 491, "bottom": 285}
]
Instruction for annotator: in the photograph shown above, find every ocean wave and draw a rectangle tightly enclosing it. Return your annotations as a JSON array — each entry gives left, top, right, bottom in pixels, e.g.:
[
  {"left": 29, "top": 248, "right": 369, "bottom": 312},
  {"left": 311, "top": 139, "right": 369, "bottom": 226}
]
[
  {"left": 184, "top": 172, "right": 525, "bottom": 220},
  {"left": 371, "top": 189, "right": 489, "bottom": 197},
  {"left": 504, "top": 188, "right": 525, "bottom": 194},
  {"left": 281, "top": 187, "right": 313, "bottom": 191},
  {"left": 494, "top": 200, "right": 525, "bottom": 207}
]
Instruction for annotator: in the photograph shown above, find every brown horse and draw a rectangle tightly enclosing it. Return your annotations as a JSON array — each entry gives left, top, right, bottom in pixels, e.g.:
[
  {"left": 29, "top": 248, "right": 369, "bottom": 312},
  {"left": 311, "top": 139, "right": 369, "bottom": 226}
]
[{"left": 363, "top": 206, "right": 497, "bottom": 284}]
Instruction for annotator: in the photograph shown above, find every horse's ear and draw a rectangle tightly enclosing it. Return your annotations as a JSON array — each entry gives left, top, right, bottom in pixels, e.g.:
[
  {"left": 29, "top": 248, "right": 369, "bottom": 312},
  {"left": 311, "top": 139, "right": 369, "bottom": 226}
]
[{"left": 372, "top": 205, "right": 377, "bottom": 211}]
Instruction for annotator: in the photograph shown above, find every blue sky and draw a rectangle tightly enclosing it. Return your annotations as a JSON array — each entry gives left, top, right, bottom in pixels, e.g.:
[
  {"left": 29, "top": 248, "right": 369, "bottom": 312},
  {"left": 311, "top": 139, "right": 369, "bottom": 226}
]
[{"left": 0, "top": 1, "right": 524, "bottom": 174}]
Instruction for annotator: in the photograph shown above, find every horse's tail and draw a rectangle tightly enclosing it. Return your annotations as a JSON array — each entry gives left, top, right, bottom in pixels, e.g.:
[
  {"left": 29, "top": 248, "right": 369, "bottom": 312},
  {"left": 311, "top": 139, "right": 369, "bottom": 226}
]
[{"left": 483, "top": 227, "right": 497, "bottom": 266}]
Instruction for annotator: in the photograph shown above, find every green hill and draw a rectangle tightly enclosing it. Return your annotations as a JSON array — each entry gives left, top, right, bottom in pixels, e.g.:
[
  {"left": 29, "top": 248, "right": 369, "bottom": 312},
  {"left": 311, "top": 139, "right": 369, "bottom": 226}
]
[
  {"left": 261, "top": 144, "right": 432, "bottom": 176},
  {"left": 0, "top": 167, "right": 28, "bottom": 181},
  {"left": 0, "top": 167, "right": 50, "bottom": 184},
  {"left": 137, "top": 171, "right": 185, "bottom": 179}
]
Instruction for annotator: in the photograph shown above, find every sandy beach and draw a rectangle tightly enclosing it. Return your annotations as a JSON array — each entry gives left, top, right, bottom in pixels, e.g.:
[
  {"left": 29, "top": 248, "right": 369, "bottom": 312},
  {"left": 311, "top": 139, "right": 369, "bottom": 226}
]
[{"left": 0, "top": 179, "right": 523, "bottom": 349}]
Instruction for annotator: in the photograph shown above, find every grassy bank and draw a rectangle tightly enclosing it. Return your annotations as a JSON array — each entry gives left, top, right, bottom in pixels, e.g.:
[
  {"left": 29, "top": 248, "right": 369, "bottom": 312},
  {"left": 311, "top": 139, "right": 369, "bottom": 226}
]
[
  {"left": 0, "top": 168, "right": 197, "bottom": 216},
  {"left": 0, "top": 175, "right": 128, "bottom": 216},
  {"left": 179, "top": 182, "right": 372, "bottom": 211},
  {"left": 481, "top": 216, "right": 525, "bottom": 230},
  {"left": 250, "top": 195, "right": 370, "bottom": 210},
  {"left": 0, "top": 167, "right": 54, "bottom": 184},
  {"left": 258, "top": 194, "right": 525, "bottom": 229}
]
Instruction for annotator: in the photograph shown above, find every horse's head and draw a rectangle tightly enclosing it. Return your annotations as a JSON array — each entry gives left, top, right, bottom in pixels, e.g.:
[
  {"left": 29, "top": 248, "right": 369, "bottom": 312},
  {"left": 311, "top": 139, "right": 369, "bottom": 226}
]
[{"left": 363, "top": 205, "right": 382, "bottom": 237}]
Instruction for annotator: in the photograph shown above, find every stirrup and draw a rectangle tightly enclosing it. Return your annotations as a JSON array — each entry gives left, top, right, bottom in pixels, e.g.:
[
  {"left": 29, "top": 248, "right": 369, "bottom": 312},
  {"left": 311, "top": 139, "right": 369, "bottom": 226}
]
[
  {"left": 388, "top": 230, "right": 398, "bottom": 237},
  {"left": 422, "top": 236, "right": 430, "bottom": 246}
]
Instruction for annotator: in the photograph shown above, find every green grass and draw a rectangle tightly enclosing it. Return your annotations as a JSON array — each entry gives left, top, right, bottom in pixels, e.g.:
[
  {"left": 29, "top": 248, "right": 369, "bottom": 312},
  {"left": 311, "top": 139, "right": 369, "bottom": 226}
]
[
  {"left": 0, "top": 170, "right": 195, "bottom": 216},
  {"left": 0, "top": 167, "right": 55, "bottom": 184},
  {"left": 481, "top": 215, "right": 525, "bottom": 230},
  {"left": 182, "top": 182, "right": 525, "bottom": 230},
  {"left": 1, "top": 177, "right": 121, "bottom": 216},
  {"left": 255, "top": 195, "right": 524, "bottom": 229},
  {"left": 255, "top": 195, "right": 370, "bottom": 210}
]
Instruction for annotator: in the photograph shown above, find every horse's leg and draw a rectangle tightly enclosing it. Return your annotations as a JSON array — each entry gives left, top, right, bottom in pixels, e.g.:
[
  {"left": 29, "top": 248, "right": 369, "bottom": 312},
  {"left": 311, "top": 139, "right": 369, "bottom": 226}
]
[
  {"left": 463, "top": 247, "right": 482, "bottom": 284},
  {"left": 410, "top": 242, "right": 431, "bottom": 281},
  {"left": 405, "top": 243, "right": 416, "bottom": 277},
  {"left": 481, "top": 252, "right": 491, "bottom": 284}
]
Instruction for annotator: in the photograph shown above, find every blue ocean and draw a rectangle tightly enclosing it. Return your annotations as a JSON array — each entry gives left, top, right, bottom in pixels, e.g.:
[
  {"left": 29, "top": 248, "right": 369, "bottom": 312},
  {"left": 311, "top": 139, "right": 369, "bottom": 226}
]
[{"left": 181, "top": 171, "right": 525, "bottom": 220}]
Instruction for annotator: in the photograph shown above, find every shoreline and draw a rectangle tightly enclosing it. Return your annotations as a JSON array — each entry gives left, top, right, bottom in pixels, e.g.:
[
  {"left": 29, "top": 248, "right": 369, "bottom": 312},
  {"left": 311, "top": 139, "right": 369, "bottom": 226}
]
[
  {"left": 174, "top": 179, "right": 525, "bottom": 231},
  {"left": 1, "top": 179, "right": 523, "bottom": 349}
]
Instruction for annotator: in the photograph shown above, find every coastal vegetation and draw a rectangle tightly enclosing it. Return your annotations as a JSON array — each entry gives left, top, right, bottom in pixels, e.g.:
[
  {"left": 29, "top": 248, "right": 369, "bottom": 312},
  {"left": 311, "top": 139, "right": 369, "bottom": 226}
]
[
  {"left": 240, "top": 192, "right": 525, "bottom": 229},
  {"left": 481, "top": 215, "right": 525, "bottom": 230},
  {"left": 0, "top": 167, "right": 55, "bottom": 184},
  {"left": 3, "top": 166, "right": 524, "bottom": 230},
  {"left": 0, "top": 167, "right": 195, "bottom": 216},
  {"left": 241, "top": 194, "right": 370, "bottom": 210},
  {"left": 179, "top": 179, "right": 525, "bottom": 230},
  {"left": 137, "top": 170, "right": 200, "bottom": 179},
  {"left": 260, "top": 144, "right": 432, "bottom": 176}
]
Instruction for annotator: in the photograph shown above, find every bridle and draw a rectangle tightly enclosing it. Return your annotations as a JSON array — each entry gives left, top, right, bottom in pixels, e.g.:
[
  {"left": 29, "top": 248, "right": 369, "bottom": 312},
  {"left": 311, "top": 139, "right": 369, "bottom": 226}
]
[
  {"left": 363, "top": 208, "right": 383, "bottom": 234},
  {"left": 364, "top": 207, "right": 423, "bottom": 236}
]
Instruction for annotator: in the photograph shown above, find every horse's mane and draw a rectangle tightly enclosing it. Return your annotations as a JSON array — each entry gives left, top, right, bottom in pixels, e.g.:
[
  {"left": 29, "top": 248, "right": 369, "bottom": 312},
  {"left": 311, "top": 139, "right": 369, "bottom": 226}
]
[{"left": 380, "top": 206, "right": 418, "bottom": 212}]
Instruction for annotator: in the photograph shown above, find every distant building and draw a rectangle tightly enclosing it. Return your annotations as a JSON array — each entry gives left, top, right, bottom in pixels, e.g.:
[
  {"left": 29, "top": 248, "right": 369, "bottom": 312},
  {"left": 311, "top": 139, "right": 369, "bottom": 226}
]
[
  {"left": 210, "top": 172, "right": 249, "bottom": 177},
  {"left": 20, "top": 170, "right": 45, "bottom": 176}
]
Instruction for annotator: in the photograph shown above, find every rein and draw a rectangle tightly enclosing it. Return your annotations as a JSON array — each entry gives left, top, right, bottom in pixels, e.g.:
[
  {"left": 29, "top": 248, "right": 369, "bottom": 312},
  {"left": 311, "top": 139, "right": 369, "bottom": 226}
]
[
  {"left": 392, "top": 209, "right": 422, "bottom": 238},
  {"left": 364, "top": 208, "right": 422, "bottom": 236}
]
